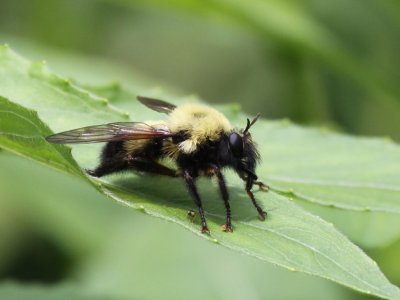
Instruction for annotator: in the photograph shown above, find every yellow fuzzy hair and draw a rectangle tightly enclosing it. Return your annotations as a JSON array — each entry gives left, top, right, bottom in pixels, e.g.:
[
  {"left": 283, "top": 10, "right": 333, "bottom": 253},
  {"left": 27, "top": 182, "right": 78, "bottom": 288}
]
[
  {"left": 124, "top": 139, "right": 150, "bottom": 154},
  {"left": 168, "top": 103, "right": 231, "bottom": 153},
  {"left": 124, "top": 121, "right": 167, "bottom": 154}
]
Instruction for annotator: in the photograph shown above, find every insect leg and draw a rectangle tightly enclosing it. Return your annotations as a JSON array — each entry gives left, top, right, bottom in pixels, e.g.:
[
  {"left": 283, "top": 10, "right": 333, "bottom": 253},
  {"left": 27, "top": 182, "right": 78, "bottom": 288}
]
[
  {"left": 129, "top": 157, "right": 177, "bottom": 177},
  {"left": 246, "top": 178, "right": 267, "bottom": 221},
  {"left": 87, "top": 160, "right": 128, "bottom": 177},
  {"left": 87, "top": 141, "right": 129, "bottom": 177},
  {"left": 86, "top": 155, "right": 128, "bottom": 177},
  {"left": 208, "top": 165, "right": 232, "bottom": 232},
  {"left": 183, "top": 169, "right": 209, "bottom": 234}
]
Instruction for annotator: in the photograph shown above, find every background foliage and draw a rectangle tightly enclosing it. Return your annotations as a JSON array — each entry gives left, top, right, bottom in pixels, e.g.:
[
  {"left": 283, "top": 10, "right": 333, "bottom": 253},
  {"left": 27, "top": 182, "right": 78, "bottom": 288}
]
[{"left": 0, "top": 1, "right": 400, "bottom": 299}]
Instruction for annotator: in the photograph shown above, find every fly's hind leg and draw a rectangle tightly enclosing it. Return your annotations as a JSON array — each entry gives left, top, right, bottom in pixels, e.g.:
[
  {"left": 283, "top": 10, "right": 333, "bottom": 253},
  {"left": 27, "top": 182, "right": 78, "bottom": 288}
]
[
  {"left": 86, "top": 160, "right": 128, "bottom": 177},
  {"left": 128, "top": 157, "right": 177, "bottom": 177},
  {"left": 88, "top": 156, "right": 178, "bottom": 178},
  {"left": 86, "top": 141, "right": 128, "bottom": 177}
]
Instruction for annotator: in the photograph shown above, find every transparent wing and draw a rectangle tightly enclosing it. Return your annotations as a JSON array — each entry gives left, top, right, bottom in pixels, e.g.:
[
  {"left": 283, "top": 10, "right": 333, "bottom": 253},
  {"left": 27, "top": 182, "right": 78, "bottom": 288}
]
[
  {"left": 46, "top": 122, "right": 174, "bottom": 144},
  {"left": 137, "top": 96, "right": 177, "bottom": 114}
]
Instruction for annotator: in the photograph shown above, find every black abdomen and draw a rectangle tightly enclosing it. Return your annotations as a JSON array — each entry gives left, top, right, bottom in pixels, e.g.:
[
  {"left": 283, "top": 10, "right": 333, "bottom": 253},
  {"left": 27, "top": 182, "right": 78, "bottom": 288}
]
[{"left": 101, "top": 141, "right": 125, "bottom": 162}]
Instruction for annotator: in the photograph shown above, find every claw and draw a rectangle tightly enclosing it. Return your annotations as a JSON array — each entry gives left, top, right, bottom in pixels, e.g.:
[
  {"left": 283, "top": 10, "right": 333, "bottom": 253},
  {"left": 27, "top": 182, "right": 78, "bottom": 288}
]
[
  {"left": 85, "top": 169, "right": 98, "bottom": 177},
  {"left": 258, "top": 210, "right": 267, "bottom": 221},
  {"left": 221, "top": 223, "right": 233, "bottom": 232},
  {"left": 255, "top": 181, "right": 269, "bottom": 191},
  {"left": 201, "top": 225, "right": 210, "bottom": 235}
]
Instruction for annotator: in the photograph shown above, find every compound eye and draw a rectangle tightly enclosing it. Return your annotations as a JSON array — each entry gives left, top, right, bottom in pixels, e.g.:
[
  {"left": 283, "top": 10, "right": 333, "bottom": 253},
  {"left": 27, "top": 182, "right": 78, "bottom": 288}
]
[{"left": 229, "top": 132, "right": 244, "bottom": 157}]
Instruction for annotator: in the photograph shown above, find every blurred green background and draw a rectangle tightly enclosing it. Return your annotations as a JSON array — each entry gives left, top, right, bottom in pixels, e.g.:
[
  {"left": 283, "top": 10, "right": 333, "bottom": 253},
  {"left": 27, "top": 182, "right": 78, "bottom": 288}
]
[{"left": 0, "top": 0, "right": 399, "bottom": 299}]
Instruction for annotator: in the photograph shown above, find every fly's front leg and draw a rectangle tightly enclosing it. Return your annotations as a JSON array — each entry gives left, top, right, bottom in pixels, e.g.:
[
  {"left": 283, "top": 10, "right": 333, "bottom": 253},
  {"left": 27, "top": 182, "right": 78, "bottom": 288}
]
[
  {"left": 254, "top": 180, "right": 269, "bottom": 191},
  {"left": 183, "top": 170, "right": 209, "bottom": 234},
  {"left": 246, "top": 178, "right": 267, "bottom": 221},
  {"left": 208, "top": 165, "right": 233, "bottom": 232}
]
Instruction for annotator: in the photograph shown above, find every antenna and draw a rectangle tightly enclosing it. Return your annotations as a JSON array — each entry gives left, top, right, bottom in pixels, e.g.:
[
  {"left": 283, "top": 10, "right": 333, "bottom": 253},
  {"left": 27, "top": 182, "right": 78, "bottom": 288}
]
[{"left": 243, "top": 113, "right": 260, "bottom": 134}]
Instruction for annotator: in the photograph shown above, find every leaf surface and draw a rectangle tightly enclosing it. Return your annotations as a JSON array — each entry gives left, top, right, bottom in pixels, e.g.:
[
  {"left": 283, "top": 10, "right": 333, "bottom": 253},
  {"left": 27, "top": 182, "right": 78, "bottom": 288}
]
[{"left": 0, "top": 46, "right": 399, "bottom": 299}]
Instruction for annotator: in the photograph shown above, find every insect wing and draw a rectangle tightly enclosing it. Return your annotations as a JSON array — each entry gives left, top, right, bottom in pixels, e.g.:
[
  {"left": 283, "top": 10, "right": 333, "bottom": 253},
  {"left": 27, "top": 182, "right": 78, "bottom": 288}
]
[
  {"left": 137, "top": 96, "right": 177, "bottom": 114},
  {"left": 46, "top": 122, "right": 173, "bottom": 144}
]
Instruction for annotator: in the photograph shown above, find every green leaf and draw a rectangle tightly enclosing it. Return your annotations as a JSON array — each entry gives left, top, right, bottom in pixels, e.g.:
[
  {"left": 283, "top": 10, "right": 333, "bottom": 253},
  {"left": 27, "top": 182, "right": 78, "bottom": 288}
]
[
  {"left": 261, "top": 124, "right": 400, "bottom": 213},
  {"left": 92, "top": 82, "right": 400, "bottom": 215},
  {"left": 0, "top": 46, "right": 400, "bottom": 299},
  {"left": 298, "top": 203, "right": 400, "bottom": 249},
  {"left": 0, "top": 282, "right": 116, "bottom": 300},
  {"left": 90, "top": 83, "right": 400, "bottom": 249},
  {"left": 0, "top": 95, "right": 81, "bottom": 177},
  {"left": 0, "top": 154, "right": 353, "bottom": 300}
]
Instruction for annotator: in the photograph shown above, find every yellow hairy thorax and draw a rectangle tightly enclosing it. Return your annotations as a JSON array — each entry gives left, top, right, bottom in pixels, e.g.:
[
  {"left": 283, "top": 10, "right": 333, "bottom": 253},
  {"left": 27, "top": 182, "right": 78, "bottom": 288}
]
[
  {"left": 168, "top": 103, "right": 231, "bottom": 153},
  {"left": 124, "top": 105, "right": 231, "bottom": 157}
]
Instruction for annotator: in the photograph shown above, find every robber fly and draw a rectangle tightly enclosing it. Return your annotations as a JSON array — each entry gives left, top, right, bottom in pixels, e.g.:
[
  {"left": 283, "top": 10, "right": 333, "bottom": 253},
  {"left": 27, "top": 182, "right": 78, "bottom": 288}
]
[{"left": 47, "top": 97, "right": 268, "bottom": 233}]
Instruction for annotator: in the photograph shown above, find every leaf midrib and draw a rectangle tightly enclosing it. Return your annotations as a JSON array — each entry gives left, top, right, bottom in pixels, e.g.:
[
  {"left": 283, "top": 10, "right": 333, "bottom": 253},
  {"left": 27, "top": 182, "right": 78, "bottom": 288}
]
[
  {"left": 269, "top": 175, "right": 400, "bottom": 192},
  {"left": 241, "top": 221, "right": 390, "bottom": 297},
  {"left": 97, "top": 176, "right": 392, "bottom": 298}
]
